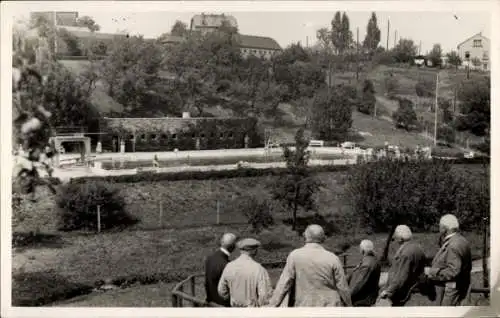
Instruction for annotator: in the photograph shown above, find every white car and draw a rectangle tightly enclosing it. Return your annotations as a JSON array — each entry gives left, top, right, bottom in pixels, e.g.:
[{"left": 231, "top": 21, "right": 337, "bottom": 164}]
[
  {"left": 464, "top": 151, "right": 475, "bottom": 159},
  {"left": 341, "top": 141, "right": 356, "bottom": 149}
]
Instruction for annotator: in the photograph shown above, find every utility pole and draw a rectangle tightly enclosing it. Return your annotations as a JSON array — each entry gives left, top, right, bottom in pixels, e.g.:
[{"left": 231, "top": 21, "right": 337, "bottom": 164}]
[
  {"left": 419, "top": 41, "right": 422, "bottom": 55},
  {"left": 394, "top": 30, "right": 397, "bottom": 47},
  {"left": 433, "top": 72, "right": 439, "bottom": 146},
  {"left": 386, "top": 19, "right": 390, "bottom": 51},
  {"left": 356, "top": 27, "right": 359, "bottom": 81}
]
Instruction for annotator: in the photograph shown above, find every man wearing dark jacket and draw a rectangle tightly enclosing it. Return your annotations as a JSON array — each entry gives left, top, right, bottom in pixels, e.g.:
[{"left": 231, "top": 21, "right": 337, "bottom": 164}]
[
  {"left": 205, "top": 233, "right": 237, "bottom": 306},
  {"left": 426, "top": 214, "right": 472, "bottom": 306},
  {"left": 379, "top": 225, "right": 427, "bottom": 306},
  {"left": 348, "top": 240, "right": 381, "bottom": 306}
]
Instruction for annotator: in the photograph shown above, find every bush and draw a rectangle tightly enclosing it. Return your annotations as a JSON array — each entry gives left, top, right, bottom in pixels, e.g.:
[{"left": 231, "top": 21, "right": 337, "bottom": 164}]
[
  {"left": 392, "top": 98, "right": 418, "bottom": 131},
  {"left": 235, "top": 192, "right": 276, "bottom": 233},
  {"left": 437, "top": 125, "right": 456, "bottom": 145},
  {"left": 415, "top": 79, "right": 435, "bottom": 98},
  {"left": 358, "top": 79, "right": 376, "bottom": 115},
  {"left": 384, "top": 73, "right": 398, "bottom": 98},
  {"left": 56, "top": 181, "right": 137, "bottom": 231}
]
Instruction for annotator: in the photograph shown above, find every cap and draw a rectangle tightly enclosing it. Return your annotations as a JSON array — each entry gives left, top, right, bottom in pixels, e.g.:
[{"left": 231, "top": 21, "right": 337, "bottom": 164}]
[{"left": 237, "top": 238, "right": 261, "bottom": 251}]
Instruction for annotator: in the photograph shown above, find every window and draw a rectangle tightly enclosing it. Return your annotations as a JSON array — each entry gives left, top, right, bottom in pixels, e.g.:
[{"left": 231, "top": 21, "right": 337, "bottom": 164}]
[
  {"left": 172, "top": 133, "right": 177, "bottom": 140},
  {"left": 483, "top": 51, "right": 489, "bottom": 60},
  {"left": 465, "top": 51, "right": 470, "bottom": 59},
  {"left": 473, "top": 39, "right": 482, "bottom": 48},
  {"left": 210, "top": 132, "right": 215, "bottom": 138},
  {"left": 200, "top": 133, "right": 205, "bottom": 138},
  {"left": 228, "top": 131, "right": 233, "bottom": 138},
  {"left": 140, "top": 134, "right": 146, "bottom": 141},
  {"left": 191, "top": 132, "right": 196, "bottom": 138},
  {"left": 151, "top": 134, "right": 158, "bottom": 140},
  {"left": 129, "top": 135, "right": 134, "bottom": 140},
  {"left": 161, "top": 134, "right": 167, "bottom": 140},
  {"left": 219, "top": 132, "right": 224, "bottom": 139}
]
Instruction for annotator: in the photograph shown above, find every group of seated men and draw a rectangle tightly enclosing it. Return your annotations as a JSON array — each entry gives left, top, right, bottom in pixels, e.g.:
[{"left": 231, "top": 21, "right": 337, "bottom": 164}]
[{"left": 204, "top": 214, "right": 473, "bottom": 307}]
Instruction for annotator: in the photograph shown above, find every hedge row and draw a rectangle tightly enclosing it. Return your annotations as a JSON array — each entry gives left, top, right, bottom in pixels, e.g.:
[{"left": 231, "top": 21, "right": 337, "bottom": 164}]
[{"left": 68, "top": 158, "right": 487, "bottom": 185}]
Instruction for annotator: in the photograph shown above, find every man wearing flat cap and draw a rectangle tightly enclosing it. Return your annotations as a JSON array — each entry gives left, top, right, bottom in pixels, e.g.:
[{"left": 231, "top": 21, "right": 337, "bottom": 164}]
[
  {"left": 426, "top": 214, "right": 472, "bottom": 306},
  {"left": 217, "top": 238, "right": 273, "bottom": 307},
  {"left": 379, "top": 224, "right": 427, "bottom": 306},
  {"left": 269, "top": 224, "right": 352, "bottom": 307}
]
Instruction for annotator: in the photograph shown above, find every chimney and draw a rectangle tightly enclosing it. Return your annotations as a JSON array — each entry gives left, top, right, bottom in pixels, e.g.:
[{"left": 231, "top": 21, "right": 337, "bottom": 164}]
[{"left": 182, "top": 112, "right": 190, "bottom": 118}]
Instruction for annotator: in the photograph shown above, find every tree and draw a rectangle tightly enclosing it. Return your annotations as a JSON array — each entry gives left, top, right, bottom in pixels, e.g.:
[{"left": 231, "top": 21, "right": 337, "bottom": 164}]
[
  {"left": 358, "top": 79, "right": 376, "bottom": 115},
  {"left": 427, "top": 43, "right": 442, "bottom": 68},
  {"left": 170, "top": 20, "right": 188, "bottom": 37},
  {"left": 346, "top": 158, "right": 487, "bottom": 262},
  {"left": 447, "top": 51, "right": 462, "bottom": 70},
  {"left": 57, "top": 28, "right": 82, "bottom": 56},
  {"left": 362, "top": 12, "right": 381, "bottom": 52},
  {"left": 272, "top": 128, "right": 320, "bottom": 231},
  {"left": 393, "top": 38, "right": 417, "bottom": 64},
  {"left": 100, "top": 35, "right": 163, "bottom": 115},
  {"left": 437, "top": 125, "right": 455, "bottom": 145},
  {"left": 76, "top": 16, "right": 100, "bottom": 32},
  {"left": 392, "top": 97, "right": 417, "bottom": 131},
  {"left": 311, "top": 86, "right": 353, "bottom": 142},
  {"left": 340, "top": 13, "right": 353, "bottom": 53},
  {"left": 454, "top": 77, "right": 490, "bottom": 136},
  {"left": 330, "top": 12, "right": 343, "bottom": 55}
]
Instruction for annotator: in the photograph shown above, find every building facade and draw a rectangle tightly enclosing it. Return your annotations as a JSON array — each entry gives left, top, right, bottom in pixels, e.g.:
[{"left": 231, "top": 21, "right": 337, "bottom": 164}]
[
  {"left": 457, "top": 32, "right": 490, "bottom": 71},
  {"left": 190, "top": 13, "right": 238, "bottom": 35},
  {"left": 237, "top": 34, "right": 282, "bottom": 60},
  {"left": 99, "top": 115, "right": 262, "bottom": 152}
]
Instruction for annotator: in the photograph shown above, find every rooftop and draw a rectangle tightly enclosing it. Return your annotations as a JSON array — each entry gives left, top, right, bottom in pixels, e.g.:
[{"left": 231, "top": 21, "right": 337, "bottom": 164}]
[
  {"left": 236, "top": 34, "right": 282, "bottom": 51},
  {"left": 190, "top": 13, "right": 238, "bottom": 29}
]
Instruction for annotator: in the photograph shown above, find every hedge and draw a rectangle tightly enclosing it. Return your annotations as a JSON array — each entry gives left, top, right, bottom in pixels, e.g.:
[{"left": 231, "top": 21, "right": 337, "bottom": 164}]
[{"left": 68, "top": 158, "right": 487, "bottom": 185}]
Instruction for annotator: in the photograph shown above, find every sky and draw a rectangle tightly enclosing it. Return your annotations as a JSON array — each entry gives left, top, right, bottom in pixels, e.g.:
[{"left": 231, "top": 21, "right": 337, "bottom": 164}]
[
  {"left": 10, "top": 4, "right": 492, "bottom": 54},
  {"left": 79, "top": 11, "right": 491, "bottom": 53}
]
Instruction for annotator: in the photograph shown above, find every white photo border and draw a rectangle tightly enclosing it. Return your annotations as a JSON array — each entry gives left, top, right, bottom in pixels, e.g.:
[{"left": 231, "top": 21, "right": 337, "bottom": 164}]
[{"left": 1, "top": 1, "right": 499, "bottom": 317}]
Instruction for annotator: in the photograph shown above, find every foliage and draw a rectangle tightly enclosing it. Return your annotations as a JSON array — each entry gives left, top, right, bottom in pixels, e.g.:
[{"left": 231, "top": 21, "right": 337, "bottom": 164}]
[
  {"left": 358, "top": 79, "right": 376, "bottom": 115},
  {"left": 236, "top": 192, "right": 276, "bottom": 233},
  {"left": 311, "top": 86, "right": 353, "bottom": 142},
  {"left": 437, "top": 125, "right": 455, "bottom": 145},
  {"left": 56, "top": 181, "right": 136, "bottom": 231},
  {"left": 454, "top": 77, "right": 490, "bottom": 136},
  {"left": 439, "top": 97, "right": 454, "bottom": 124},
  {"left": 392, "top": 38, "right": 417, "bottom": 64},
  {"left": 471, "top": 57, "right": 482, "bottom": 67},
  {"left": 392, "top": 97, "right": 417, "bottom": 131},
  {"left": 57, "top": 28, "right": 82, "bottom": 56},
  {"left": 415, "top": 78, "right": 435, "bottom": 98},
  {"left": 100, "top": 35, "right": 163, "bottom": 115},
  {"left": 446, "top": 51, "right": 462, "bottom": 69},
  {"left": 427, "top": 44, "right": 442, "bottom": 67},
  {"left": 76, "top": 16, "right": 101, "bottom": 32},
  {"left": 383, "top": 72, "right": 398, "bottom": 98},
  {"left": 372, "top": 49, "right": 396, "bottom": 65},
  {"left": 363, "top": 12, "right": 381, "bottom": 52},
  {"left": 170, "top": 20, "right": 189, "bottom": 37},
  {"left": 345, "top": 159, "right": 488, "bottom": 260},
  {"left": 330, "top": 12, "right": 352, "bottom": 55},
  {"left": 272, "top": 128, "right": 321, "bottom": 230}
]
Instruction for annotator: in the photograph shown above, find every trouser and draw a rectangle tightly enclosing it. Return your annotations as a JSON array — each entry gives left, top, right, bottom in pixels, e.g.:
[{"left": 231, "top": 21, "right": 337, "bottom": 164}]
[{"left": 435, "top": 284, "right": 469, "bottom": 306}]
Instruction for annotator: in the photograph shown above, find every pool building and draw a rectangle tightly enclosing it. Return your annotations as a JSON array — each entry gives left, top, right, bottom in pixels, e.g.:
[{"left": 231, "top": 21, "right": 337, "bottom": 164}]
[{"left": 98, "top": 114, "right": 262, "bottom": 153}]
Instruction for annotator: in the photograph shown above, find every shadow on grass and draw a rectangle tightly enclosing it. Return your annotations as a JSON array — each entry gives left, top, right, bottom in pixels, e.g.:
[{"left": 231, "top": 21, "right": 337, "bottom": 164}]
[
  {"left": 12, "top": 271, "right": 93, "bottom": 306},
  {"left": 12, "top": 232, "right": 68, "bottom": 251}
]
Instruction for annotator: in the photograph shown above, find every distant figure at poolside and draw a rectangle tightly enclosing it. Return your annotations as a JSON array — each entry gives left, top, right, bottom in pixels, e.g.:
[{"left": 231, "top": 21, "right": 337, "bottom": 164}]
[
  {"left": 96, "top": 141, "right": 102, "bottom": 154},
  {"left": 152, "top": 154, "right": 160, "bottom": 168},
  {"left": 205, "top": 233, "right": 237, "bottom": 307},
  {"left": 120, "top": 140, "right": 125, "bottom": 154},
  {"left": 269, "top": 224, "right": 352, "bottom": 307}
]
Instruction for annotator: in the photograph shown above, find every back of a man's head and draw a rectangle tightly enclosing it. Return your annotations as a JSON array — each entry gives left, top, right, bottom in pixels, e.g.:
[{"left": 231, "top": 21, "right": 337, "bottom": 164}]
[
  {"left": 360, "top": 239, "right": 375, "bottom": 255},
  {"left": 304, "top": 224, "right": 326, "bottom": 244},
  {"left": 220, "top": 233, "right": 237, "bottom": 253},
  {"left": 393, "top": 225, "right": 412, "bottom": 243},
  {"left": 439, "top": 214, "right": 460, "bottom": 233}
]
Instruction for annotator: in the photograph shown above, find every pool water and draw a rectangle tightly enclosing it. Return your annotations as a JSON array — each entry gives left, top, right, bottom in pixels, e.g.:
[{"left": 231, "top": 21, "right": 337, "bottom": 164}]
[{"left": 100, "top": 153, "right": 349, "bottom": 170}]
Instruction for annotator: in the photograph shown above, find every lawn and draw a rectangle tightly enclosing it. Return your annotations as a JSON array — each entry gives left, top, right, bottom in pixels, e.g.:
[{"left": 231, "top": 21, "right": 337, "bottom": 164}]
[{"left": 12, "top": 165, "right": 489, "bottom": 306}]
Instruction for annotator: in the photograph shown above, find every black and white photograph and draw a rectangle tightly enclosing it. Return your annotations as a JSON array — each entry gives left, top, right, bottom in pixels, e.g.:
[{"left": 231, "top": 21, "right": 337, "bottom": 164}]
[{"left": 1, "top": 1, "right": 498, "bottom": 317}]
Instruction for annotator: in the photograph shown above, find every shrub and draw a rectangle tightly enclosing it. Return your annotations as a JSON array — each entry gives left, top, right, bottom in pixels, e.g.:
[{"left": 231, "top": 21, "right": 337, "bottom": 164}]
[
  {"left": 437, "top": 125, "right": 456, "bottom": 145},
  {"left": 415, "top": 79, "right": 434, "bottom": 98},
  {"left": 56, "top": 181, "right": 137, "bottom": 231},
  {"left": 345, "top": 159, "right": 488, "bottom": 260},
  {"left": 384, "top": 73, "right": 398, "bottom": 98},
  {"left": 358, "top": 79, "right": 376, "bottom": 115},
  {"left": 234, "top": 192, "right": 276, "bottom": 233},
  {"left": 392, "top": 98, "right": 418, "bottom": 131}
]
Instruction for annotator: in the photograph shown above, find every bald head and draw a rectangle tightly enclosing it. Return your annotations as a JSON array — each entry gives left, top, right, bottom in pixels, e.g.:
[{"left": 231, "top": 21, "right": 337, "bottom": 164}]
[
  {"left": 220, "top": 233, "right": 237, "bottom": 253},
  {"left": 440, "top": 214, "right": 459, "bottom": 234},
  {"left": 304, "top": 224, "right": 326, "bottom": 244},
  {"left": 359, "top": 239, "right": 375, "bottom": 255},
  {"left": 393, "top": 225, "right": 412, "bottom": 243}
]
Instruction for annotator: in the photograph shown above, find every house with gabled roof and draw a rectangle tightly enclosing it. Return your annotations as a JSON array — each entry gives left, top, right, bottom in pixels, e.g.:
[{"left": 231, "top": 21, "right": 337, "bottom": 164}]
[{"left": 457, "top": 32, "right": 490, "bottom": 71}]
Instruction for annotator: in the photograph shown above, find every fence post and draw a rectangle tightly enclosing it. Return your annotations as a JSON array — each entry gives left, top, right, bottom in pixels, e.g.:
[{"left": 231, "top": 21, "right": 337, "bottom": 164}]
[
  {"left": 97, "top": 205, "right": 101, "bottom": 233},
  {"left": 171, "top": 293, "right": 178, "bottom": 307},
  {"left": 159, "top": 202, "right": 163, "bottom": 228},
  {"left": 216, "top": 200, "right": 220, "bottom": 225},
  {"left": 179, "top": 284, "right": 184, "bottom": 307},
  {"left": 190, "top": 276, "right": 196, "bottom": 307}
]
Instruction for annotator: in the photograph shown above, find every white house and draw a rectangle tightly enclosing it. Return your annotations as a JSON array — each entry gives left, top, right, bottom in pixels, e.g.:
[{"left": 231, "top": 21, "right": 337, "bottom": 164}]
[{"left": 457, "top": 32, "right": 490, "bottom": 71}]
